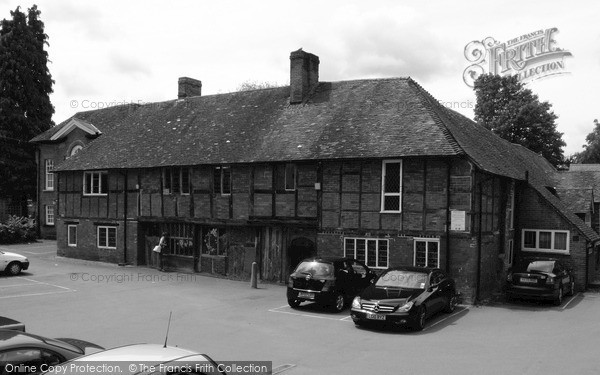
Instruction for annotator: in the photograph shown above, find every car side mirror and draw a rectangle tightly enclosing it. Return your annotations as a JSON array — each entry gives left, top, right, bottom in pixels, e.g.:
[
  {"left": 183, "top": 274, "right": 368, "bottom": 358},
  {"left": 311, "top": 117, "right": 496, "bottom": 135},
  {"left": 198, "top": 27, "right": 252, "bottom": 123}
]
[{"left": 370, "top": 278, "right": 375, "bottom": 283}]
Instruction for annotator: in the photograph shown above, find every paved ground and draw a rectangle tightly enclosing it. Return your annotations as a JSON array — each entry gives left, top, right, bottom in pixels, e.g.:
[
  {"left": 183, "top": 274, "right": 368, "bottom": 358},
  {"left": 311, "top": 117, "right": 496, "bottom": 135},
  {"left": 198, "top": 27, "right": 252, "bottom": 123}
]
[{"left": 1, "top": 241, "right": 599, "bottom": 374}]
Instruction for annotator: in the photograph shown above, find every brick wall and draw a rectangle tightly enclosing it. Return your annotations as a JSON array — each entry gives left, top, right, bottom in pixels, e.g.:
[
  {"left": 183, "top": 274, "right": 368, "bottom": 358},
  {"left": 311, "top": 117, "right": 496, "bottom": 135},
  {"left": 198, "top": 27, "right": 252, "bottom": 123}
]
[{"left": 516, "top": 186, "right": 592, "bottom": 290}]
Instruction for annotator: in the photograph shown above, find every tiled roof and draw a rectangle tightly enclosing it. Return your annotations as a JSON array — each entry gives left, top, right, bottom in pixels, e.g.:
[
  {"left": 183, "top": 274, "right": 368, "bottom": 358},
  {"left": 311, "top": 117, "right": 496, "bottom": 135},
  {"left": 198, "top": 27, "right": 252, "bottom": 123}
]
[
  {"left": 533, "top": 184, "right": 600, "bottom": 242},
  {"left": 33, "top": 77, "right": 555, "bottom": 187},
  {"left": 554, "top": 169, "right": 600, "bottom": 203},
  {"left": 555, "top": 188, "right": 593, "bottom": 213}
]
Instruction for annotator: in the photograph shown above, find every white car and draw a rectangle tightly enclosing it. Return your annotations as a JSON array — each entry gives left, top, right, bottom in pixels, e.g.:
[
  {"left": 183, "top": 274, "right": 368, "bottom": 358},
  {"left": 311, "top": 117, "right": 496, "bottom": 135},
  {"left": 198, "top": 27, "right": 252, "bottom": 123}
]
[
  {"left": 0, "top": 250, "right": 29, "bottom": 275},
  {"left": 42, "top": 343, "right": 227, "bottom": 375}
]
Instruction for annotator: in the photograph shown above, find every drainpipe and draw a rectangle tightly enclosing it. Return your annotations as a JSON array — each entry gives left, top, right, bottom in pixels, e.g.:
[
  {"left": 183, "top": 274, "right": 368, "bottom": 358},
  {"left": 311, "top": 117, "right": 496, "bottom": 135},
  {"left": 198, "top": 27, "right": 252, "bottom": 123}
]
[
  {"left": 35, "top": 148, "right": 41, "bottom": 238},
  {"left": 119, "top": 170, "right": 128, "bottom": 266},
  {"left": 445, "top": 160, "right": 451, "bottom": 273},
  {"left": 476, "top": 179, "right": 483, "bottom": 304}
]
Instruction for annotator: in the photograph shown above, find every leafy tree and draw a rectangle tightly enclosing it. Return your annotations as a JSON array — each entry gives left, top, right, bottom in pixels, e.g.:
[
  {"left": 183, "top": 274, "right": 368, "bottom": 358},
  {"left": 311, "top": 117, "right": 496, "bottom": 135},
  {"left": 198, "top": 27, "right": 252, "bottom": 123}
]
[
  {"left": 0, "top": 5, "right": 54, "bottom": 203},
  {"left": 473, "top": 74, "right": 565, "bottom": 167},
  {"left": 572, "top": 119, "right": 600, "bottom": 163},
  {"left": 236, "top": 80, "right": 282, "bottom": 92}
]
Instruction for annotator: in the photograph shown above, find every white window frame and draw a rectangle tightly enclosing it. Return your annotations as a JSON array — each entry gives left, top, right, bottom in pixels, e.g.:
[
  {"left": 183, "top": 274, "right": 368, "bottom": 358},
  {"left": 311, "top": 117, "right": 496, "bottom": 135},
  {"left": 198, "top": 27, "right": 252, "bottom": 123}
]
[
  {"left": 67, "top": 225, "right": 77, "bottom": 247},
  {"left": 97, "top": 226, "right": 117, "bottom": 249},
  {"left": 214, "top": 166, "right": 232, "bottom": 196},
  {"left": 83, "top": 171, "right": 108, "bottom": 196},
  {"left": 162, "top": 167, "right": 190, "bottom": 195},
  {"left": 521, "top": 229, "right": 570, "bottom": 254},
  {"left": 343, "top": 237, "right": 389, "bottom": 269},
  {"left": 45, "top": 205, "right": 54, "bottom": 226},
  {"left": 380, "top": 159, "right": 402, "bottom": 213},
  {"left": 45, "top": 159, "right": 54, "bottom": 191},
  {"left": 69, "top": 144, "right": 83, "bottom": 157},
  {"left": 414, "top": 238, "right": 440, "bottom": 268}
]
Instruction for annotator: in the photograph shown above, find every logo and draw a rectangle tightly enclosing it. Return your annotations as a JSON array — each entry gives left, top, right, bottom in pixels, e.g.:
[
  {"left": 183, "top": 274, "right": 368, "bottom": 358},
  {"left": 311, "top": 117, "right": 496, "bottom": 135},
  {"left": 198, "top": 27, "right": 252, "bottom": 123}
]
[
  {"left": 305, "top": 274, "right": 312, "bottom": 280},
  {"left": 373, "top": 303, "right": 380, "bottom": 313},
  {"left": 463, "top": 27, "right": 572, "bottom": 87}
]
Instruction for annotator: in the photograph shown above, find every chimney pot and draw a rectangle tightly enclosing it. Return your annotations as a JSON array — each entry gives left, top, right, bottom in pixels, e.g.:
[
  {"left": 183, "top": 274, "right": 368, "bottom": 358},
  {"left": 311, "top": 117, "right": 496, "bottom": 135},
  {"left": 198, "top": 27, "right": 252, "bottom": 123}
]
[
  {"left": 290, "top": 49, "right": 319, "bottom": 104},
  {"left": 178, "top": 77, "right": 202, "bottom": 99}
]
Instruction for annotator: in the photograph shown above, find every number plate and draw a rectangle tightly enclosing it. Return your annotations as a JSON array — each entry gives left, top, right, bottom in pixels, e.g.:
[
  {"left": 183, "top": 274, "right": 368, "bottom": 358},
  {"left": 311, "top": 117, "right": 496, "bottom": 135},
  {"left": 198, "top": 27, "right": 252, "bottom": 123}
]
[
  {"left": 520, "top": 278, "right": 537, "bottom": 284},
  {"left": 298, "top": 292, "right": 315, "bottom": 299},
  {"left": 366, "top": 313, "right": 386, "bottom": 321}
]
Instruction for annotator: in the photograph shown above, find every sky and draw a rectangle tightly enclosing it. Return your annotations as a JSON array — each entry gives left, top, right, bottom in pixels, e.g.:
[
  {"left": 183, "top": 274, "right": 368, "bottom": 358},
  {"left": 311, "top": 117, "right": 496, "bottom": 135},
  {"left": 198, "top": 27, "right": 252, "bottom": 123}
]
[{"left": 1, "top": 0, "right": 599, "bottom": 156}]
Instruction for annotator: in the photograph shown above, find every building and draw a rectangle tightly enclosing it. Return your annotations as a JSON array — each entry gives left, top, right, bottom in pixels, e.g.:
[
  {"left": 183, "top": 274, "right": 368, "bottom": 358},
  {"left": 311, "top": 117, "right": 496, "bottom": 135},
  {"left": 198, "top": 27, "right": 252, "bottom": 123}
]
[{"left": 31, "top": 49, "right": 599, "bottom": 303}]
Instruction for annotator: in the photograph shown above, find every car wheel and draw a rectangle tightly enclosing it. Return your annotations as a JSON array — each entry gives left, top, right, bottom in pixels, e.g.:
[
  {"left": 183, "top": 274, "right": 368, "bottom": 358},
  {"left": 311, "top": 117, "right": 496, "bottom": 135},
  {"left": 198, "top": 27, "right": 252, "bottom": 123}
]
[
  {"left": 414, "top": 306, "right": 427, "bottom": 331},
  {"left": 7, "top": 262, "right": 22, "bottom": 276},
  {"left": 332, "top": 293, "right": 345, "bottom": 312},
  {"left": 443, "top": 294, "right": 458, "bottom": 313},
  {"left": 567, "top": 280, "right": 575, "bottom": 296},
  {"left": 287, "top": 299, "right": 301, "bottom": 308},
  {"left": 554, "top": 285, "right": 563, "bottom": 306}
]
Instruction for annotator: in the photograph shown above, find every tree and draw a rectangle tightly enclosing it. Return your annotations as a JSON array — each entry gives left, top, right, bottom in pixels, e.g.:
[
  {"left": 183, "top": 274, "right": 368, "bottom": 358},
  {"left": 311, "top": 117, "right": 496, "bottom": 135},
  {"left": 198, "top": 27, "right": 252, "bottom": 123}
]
[
  {"left": 572, "top": 119, "right": 600, "bottom": 163},
  {"left": 0, "top": 5, "right": 54, "bottom": 203},
  {"left": 236, "top": 80, "right": 282, "bottom": 92},
  {"left": 473, "top": 74, "right": 565, "bottom": 167}
]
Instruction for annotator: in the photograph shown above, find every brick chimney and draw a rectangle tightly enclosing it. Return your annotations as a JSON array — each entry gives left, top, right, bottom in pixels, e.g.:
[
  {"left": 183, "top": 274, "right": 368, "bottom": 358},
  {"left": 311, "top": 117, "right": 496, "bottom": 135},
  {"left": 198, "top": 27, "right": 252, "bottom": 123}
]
[
  {"left": 289, "top": 49, "right": 319, "bottom": 104},
  {"left": 178, "top": 77, "right": 202, "bottom": 99}
]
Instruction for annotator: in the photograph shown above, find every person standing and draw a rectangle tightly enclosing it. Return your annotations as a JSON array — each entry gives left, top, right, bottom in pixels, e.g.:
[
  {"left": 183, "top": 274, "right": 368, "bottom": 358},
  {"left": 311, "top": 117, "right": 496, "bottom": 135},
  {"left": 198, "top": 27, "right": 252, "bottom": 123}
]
[{"left": 158, "top": 232, "right": 168, "bottom": 271}]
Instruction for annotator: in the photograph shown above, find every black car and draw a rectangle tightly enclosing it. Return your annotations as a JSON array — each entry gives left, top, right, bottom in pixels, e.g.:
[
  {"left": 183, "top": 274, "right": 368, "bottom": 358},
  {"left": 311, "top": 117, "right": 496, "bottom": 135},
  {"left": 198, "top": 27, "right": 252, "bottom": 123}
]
[
  {"left": 287, "top": 257, "right": 376, "bottom": 312},
  {"left": 0, "top": 317, "right": 25, "bottom": 332},
  {"left": 505, "top": 258, "right": 575, "bottom": 305},
  {"left": 0, "top": 329, "right": 104, "bottom": 374},
  {"left": 350, "top": 266, "right": 458, "bottom": 331}
]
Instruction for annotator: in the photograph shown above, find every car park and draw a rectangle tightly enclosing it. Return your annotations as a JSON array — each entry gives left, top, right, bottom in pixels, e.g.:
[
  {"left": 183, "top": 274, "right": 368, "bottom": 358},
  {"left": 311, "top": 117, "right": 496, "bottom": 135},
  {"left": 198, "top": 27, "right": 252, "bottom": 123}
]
[
  {"left": 40, "top": 343, "right": 226, "bottom": 375},
  {"left": 350, "top": 266, "right": 458, "bottom": 331},
  {"left": 0, "top": 250, "right": 29, "bottom": 276},
  {"left": 0, "top": 329, "right": 104, "bottom": 374},
  {"left": 505, "top": 258, "right": 575, "bottom": 305},
  {"left": 287, "top": 257, "right": 376, "bottom": 312},
  {"left": 0, "top": 317, "right": 25, "bottom": 332}
]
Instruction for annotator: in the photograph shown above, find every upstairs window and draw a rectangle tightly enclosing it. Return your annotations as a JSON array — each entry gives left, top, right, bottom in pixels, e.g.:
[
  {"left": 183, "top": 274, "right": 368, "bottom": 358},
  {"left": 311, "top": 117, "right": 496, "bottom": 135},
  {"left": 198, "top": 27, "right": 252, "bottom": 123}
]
[
  {"left": 45, "top": 159, "right": 54, "bottom": 190},
  {"left": 285, "top": 163, "right": 296, "bottom": 191},
  {"left": 163, "top": 167, "right": 190, "bottom": 195},
  {"left": 83, "top": 171, "right": 108, "bottom": 195},
  {"left": 214, "top": 166, "right": 231, "bottom": 195},
  {"left": 381, "top": 160, "right": 402, "bottom": 212},
  {"left": 522, "top": 229, "right": 569, "bottom": 254}
]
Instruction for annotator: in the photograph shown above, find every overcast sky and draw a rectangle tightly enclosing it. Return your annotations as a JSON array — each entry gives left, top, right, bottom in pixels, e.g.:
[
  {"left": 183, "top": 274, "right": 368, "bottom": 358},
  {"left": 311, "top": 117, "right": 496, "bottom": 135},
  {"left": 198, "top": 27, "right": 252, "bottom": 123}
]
[{"left": 2, "top": 0, "right": 599, "bottom": 156}]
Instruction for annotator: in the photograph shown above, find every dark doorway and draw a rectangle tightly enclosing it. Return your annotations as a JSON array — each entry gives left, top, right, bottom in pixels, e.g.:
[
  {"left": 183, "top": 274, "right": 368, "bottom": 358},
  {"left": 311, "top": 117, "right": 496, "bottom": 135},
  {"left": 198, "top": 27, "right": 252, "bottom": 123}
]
[{"left": 288, "top": 237, "right": 316, "bottom": 272}]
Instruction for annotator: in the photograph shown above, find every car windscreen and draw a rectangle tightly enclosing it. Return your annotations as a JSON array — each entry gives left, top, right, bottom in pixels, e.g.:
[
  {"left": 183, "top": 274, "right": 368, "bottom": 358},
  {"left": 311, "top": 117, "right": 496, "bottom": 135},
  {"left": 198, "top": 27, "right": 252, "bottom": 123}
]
[
  {"left": 294, "top": 261, "right": 334, "bottom": 277},
  {"left": 526, "top": 261, "right": 555, "bottom": 273},
  {"left": 375, "top": 270, "right": 428, "bottom": 289}
]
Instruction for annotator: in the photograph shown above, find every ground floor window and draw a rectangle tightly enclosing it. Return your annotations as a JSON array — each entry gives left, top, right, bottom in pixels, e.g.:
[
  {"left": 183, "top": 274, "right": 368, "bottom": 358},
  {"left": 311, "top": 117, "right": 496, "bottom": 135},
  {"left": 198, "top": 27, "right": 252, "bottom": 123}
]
[
  {"left": 160, "top": 223, "right": 195, "bottom": 256},
  {"left": 522, "top": 229, "right": 569, "bottom": 254},
  {"left": 45, "top": 205, "right": 54, "bottom": 226},
  {"left": 343, "top": 238, "right": 389, "bottom": 269},
  {"left": 414, "top": 238, "right": 439, "bottom": 268},
  {"left": 67, "top": 225, "right": 77, "bottom": 247},
  {"left": 97, "top": 226, "right": 117, "bottom": 249}
]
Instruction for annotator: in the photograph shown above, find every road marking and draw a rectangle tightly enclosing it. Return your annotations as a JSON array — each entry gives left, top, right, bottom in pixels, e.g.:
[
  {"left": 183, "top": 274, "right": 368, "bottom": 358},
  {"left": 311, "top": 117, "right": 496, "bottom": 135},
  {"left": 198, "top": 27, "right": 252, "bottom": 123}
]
[
  {"left": 422, "top": 306, "right": 469, "bottom": 331},
  {"left": 273, "top": 364, "right": 296, "bottom": 374},
  {"left": 268, "top": 305, "right": 351, "bottom": 322},
  {"left": 0, "top": 277, "right": 76, "bottom": 299},
  {"left": 561, "top": 292, "right": 580, "bottom": 310}
]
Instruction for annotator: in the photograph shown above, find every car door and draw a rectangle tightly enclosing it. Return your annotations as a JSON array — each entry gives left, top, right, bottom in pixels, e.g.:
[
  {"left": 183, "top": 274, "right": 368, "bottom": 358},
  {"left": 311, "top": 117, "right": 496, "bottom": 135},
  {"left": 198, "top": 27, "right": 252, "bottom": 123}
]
[
  {"left": 427, "top": 271, "right": 446, "bottom": 313},
  {"left": 0, "top": 348, "right": 64, "bottom": 375},
  {"left": 350, "top": 261, "right": 371, "bottom": 293}
]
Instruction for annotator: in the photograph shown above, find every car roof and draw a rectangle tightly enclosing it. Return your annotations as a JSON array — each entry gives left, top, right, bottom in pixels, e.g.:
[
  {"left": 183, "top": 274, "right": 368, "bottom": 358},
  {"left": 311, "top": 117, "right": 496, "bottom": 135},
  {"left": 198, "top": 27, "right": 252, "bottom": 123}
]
[
  {"left": 0, "top": 329, "right": 82, "bottom": 353},
  {"left": 300, "top": 257, "right": 355, "bottom": 263}
]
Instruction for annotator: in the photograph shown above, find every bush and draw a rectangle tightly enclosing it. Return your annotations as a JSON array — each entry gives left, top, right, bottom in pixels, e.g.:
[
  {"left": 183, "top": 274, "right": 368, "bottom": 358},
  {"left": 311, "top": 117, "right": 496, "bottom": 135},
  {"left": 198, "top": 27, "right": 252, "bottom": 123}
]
[{"left": 0, "top": 216, "right": 37, "bottom": 244}]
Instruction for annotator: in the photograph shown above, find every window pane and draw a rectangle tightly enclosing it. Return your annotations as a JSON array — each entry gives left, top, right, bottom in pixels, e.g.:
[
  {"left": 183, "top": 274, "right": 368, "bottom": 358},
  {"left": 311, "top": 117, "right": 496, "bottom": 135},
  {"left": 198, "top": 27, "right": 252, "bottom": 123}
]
[
  {"left": 377, "top": 240, "right": 388, "bottom": 268},
  {"left": 427, "top": 241, "right": 439, "bottom": 268},
  {"left": 356, "top": 239, "right": 366, "bottom": 263},
  {"left": 539, "top": 232, "right": 552, "bottom": 249},
  {"left": 85, "top": 173, "right": 92, "bottom": 194},
  {"left": 344, "top": 239, "right": 355, "bottom": 258},
  {"left": 92, "top": 173, "right": 100, "bottom": 194},
  {"left": 222, "top": 167, "right": 231, "bottom": 194},
  {"left": 384, "top": 162, "right": 400, "bottom": 193},
  {"left": 285, "top": 164, "right": 296, "bottom": 190},
  {"left": 554, "top": 232, "right": 568, "bottom": 250},
  {"left": 524, "top": 231, "right": 536, "bottom": 248},
  {"left": 415, "top": 241, "right": 426, "bottom": 267},
  {"left": 164, "top": 169, "right": 172, "bottom": 191},
  {"left": 68, "top": 226, "right": 77, "bottom": 246},
  {"left": 384, "top": 196, "right": 400, "bottom": 211},
  {"left": 172, "top": 167, "right": 181, "bottom": 193},
  {"left": 367, "top": 240, "right": 376, "bottom": 267},
  {"left": 100, "top": 173, "right": 108, "bottom": 194},
  {"left": 181, "top": 168, "right": 190, "bottom": 194},
  {"left": 213, "top": 168, "right": 221, "bottom": 194},
  {"left": 99, "top": 228, "right": 107, "bottom": 247},
  {"left": 108, "top": 228, "right": 117, "bottom": 248}
]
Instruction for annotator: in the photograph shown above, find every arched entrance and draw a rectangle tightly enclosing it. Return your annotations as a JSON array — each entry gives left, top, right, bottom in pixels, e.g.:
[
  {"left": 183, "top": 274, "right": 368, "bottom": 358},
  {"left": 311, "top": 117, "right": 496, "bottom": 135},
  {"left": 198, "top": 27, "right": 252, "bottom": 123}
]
[{"left": 288, "top": 237, "right": 316, "bottom": 272}]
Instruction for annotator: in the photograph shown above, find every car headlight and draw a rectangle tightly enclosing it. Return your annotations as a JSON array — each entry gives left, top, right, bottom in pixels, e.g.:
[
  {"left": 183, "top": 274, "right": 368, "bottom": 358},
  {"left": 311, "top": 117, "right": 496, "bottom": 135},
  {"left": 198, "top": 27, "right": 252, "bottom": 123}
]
[
  {"left": 351, "top": 296, "right": 361, "bottom": 309},
  {"left": 396, "top": 301, "right": 414, "bottom": 312}
]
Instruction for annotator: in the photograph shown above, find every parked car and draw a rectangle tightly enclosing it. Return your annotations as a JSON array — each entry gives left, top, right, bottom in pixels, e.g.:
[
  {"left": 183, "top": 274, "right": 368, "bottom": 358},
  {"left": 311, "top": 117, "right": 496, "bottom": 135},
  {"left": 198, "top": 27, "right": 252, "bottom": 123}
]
[
  {"left": 505, "top": 258, "right": 575, "bottom": 305},
  {"left": 0, "top": 317, "right": 25, "bottom": 332},
  {"left": 41, "top": 343, "right": 226, "bottom": 375},
  {"left": 350, "top": 266, "right": 458, "bottom": 331},
  {"left": 0, "top": 250, "right": 29, "bottom": 276},
  {"left": 0, "top": 329, "right": 103, "bottom": 374},
  {"left": 287, "top": 257, "right": 376, "bottom": 312}
]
